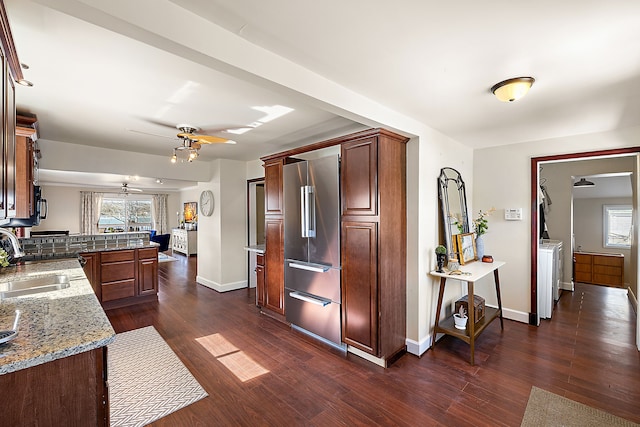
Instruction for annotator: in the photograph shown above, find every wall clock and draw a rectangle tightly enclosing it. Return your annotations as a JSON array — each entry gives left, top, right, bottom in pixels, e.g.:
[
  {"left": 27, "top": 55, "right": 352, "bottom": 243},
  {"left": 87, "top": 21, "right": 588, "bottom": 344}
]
[{"left": 199, "top": 190, "right": 214, "bottom": 216}]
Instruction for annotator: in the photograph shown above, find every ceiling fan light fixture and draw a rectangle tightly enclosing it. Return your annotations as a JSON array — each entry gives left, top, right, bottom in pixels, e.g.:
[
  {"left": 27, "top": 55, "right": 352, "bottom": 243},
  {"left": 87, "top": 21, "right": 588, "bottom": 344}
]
[
  {"left": 491, "top": 77, "right": 535, "bottom": 102},
  {"left": 574, "top": 177, "right": 595, "bottom": 187},
  {"left": 17, "top": 79, "right": 34, "bottom": 87},
  {"left": 170, "top": 150, "right": 177, "bottom": 163}
]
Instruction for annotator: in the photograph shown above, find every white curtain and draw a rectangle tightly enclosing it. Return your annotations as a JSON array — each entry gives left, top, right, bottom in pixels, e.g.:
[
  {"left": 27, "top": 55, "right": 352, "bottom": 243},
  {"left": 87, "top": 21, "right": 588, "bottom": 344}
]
[
  {"left": 80, "top": 191, "right": 103, "bottom": 235},
  {"left": 152, "top": 194, "right": 169, "bottom": 234}
]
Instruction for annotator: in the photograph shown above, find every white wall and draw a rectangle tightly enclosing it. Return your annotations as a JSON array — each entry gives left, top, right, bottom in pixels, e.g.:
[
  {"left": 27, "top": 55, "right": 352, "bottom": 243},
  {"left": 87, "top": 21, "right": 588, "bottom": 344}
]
[
  {"left": 195, "top": 159, "right": 248, "bottom": 292},
  {"left": 31, "top": 184, "right": 181, "bottom": 235},
  {"left": 474, "top": 125, "right": 640, "bottom": 319}
]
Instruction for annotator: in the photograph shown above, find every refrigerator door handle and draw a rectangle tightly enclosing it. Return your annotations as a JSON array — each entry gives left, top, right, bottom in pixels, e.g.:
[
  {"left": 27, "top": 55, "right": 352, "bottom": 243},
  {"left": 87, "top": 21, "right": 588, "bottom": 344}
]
[
  {"left": 289, "top": 291, "right": 331, "bottom": 307},
  {"left": 307, "top": 186, "right": 316, "bottom": 238},
  {"left": 289, "top": 262, "right": 330, "bottom": 273},
  {"left": 300, "top": 185, "right": 316, "bottom": 238},
  {"left": 300, "top": 186, "right": 307, "bottom": 238}
]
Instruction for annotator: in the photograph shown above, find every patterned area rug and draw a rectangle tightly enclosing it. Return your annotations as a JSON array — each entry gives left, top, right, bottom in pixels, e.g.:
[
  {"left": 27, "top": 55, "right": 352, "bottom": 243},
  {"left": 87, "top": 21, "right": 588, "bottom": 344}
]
[
  {"left": 108, "top": 326, "right": 208, "bottom": 426},
  {"left": 521, "top": 386, "right": 639, "bottom": 427},
  {"left": 158, "top": 253, "right": 178, "bottom": 263}
]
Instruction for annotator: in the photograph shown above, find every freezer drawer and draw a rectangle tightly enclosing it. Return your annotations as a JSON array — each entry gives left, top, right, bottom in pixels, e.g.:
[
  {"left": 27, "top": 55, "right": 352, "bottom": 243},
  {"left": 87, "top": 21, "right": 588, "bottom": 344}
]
[
  {"left": 285, "top": 260, "right": 341, "bottom": 302},
  {"left": 285, "top": 290, "right": 342, "bottom": 346}
]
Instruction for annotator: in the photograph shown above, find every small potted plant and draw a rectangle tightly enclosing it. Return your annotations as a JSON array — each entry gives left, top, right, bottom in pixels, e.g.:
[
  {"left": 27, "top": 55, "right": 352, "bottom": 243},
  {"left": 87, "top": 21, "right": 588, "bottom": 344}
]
[
  {"left": 435, "top": 245, "right": 447, "bottom": 272},
  {"left": 453, "top": 305, "right": 468, "bottom": 330}
]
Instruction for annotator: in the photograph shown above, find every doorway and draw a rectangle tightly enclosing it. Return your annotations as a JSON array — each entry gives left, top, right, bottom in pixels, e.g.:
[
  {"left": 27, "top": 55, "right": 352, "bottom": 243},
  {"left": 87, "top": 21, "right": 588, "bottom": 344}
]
[
  {"left": 247, "top": 178, "right": 265, "bottom": 288},
  {"left": 530, "top": 148, "right": 639, "bottom": 349}
]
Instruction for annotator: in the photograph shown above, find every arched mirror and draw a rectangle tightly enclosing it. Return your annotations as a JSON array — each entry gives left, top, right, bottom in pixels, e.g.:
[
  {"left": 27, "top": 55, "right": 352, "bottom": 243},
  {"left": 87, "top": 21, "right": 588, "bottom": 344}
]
[{"left": 438, "top": 167, "right": 469, "bottom": 259}]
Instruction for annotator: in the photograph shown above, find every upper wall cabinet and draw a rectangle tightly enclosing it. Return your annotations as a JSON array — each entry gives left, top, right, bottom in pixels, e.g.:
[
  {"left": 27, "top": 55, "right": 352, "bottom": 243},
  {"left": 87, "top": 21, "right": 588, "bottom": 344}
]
[
  {"left": 0, "top": 1, "right": 25, "bottom": 222},
  {"left": 264, "top": 159, "right": 284, "bottom": 216},
  {"left": 341, "top": 136, "right": 378, "bottom": 217}
]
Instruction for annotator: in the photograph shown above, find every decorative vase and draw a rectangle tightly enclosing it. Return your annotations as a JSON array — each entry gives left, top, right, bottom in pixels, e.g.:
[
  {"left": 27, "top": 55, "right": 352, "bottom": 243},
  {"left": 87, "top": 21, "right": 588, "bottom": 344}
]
[
  {"left": 475, "top": 235, "right": 485, "bottom": 260},
  {"left": 436, "top": 253, "right": 447, "bottom": 272},
  {"left": 448, "top": 258, "right": 460, "bottom": 272},
  {"left": 453, "top": 313, "right": 468, "bottom": 330}
]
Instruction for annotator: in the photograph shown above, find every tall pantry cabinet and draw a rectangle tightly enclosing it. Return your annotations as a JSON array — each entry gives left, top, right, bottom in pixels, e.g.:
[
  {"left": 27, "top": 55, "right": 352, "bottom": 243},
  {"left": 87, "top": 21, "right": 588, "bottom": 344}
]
[{"left": 340, "top": 129, "right": 408, "bottom": 366}]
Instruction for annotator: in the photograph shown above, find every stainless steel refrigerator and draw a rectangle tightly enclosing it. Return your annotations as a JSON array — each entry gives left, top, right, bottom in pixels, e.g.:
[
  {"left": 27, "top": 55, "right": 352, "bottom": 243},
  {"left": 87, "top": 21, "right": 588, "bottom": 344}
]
[{"left": 283, "top": 154, "right": 342, "bottom": 347}]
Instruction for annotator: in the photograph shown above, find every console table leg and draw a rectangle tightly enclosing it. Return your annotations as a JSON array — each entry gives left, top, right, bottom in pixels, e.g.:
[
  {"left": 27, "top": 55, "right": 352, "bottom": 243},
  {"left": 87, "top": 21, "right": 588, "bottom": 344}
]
[
  {"left": 432, "top": 277, "right": 447, "bottom": 349},
  {"left": 494, "top": 269, "right": 504, "bottom": 330}
]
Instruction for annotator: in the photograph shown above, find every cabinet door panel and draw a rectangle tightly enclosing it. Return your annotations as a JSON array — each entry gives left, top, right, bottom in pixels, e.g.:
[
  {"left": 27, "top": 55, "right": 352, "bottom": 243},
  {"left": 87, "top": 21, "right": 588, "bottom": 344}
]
[
  {"left": 265, "top": 218, "right": 284, "bottom": 314},
  {"left": 341, "top": 221, "right": 378, "bottom": 354},
  {"left": 138, "top": 258, "right": 158, "bottom": 295},
  {"left": 82, "top": 252, "right": 100, "bottom": 299},
  {"left": 264, "top": 161, "right": 283, "bottom": 215},
  {"left": 256, "top": 264, "right": 265, "bottom": 307},
  {"left": 341, "top": 137, "right": 377, "bottom": 216}
]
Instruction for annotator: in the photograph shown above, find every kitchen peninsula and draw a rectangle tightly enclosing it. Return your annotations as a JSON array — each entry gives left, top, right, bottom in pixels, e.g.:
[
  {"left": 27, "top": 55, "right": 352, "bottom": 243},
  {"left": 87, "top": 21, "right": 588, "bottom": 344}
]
[
  {"left": 0, "top": 258, "right": 115, "bottom": 426},
  {"left": 19, "top": 231, "right": 159, "bottom": 309}
]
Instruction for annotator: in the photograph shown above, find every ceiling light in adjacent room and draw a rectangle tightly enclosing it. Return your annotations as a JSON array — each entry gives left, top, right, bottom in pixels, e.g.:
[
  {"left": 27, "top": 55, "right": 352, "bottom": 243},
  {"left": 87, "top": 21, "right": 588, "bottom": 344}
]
[
  {"left": 491, "top": 77, "right": 535, "bottom": 102},
  {"left": 574, "top": 178, "right": 595, "bottom": 187}
]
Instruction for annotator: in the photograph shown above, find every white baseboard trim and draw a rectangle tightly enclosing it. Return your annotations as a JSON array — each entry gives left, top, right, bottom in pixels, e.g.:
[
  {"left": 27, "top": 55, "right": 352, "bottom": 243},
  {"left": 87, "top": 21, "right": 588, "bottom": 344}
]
[
  {"left": 628, "top": 286, "right": 638, "bottom": 313},
  {"left": 196, "top": 276, "right": 247, "bottom": 293},
  {"left": 499, "top": 306, "right": 529, "bottom": 323},
  {"left": 406, "top": 335, "right": 431, "bottom": 356}
]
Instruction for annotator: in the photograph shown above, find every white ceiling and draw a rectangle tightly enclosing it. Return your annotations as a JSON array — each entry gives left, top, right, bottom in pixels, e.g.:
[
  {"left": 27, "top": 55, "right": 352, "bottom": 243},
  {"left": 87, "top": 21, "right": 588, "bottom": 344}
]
[
  {"left": 572, "top": 174, "right": 632, "bottom": 199},
  {"left": 6, "top": 0, "right": 640, "bottom": 191}
]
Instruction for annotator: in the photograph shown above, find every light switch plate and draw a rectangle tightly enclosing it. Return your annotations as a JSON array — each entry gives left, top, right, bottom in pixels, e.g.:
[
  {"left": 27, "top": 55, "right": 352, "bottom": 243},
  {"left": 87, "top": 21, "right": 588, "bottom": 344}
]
[{"left": 504, "top": 208, "right": 523, "bottom": 221}]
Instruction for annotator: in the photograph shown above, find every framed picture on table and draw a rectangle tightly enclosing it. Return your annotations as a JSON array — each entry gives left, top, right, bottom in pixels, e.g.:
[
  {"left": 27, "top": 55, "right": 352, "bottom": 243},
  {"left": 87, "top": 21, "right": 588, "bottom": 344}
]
[{"left": 455, "top": 232, "right": 477, "bottom": 265}]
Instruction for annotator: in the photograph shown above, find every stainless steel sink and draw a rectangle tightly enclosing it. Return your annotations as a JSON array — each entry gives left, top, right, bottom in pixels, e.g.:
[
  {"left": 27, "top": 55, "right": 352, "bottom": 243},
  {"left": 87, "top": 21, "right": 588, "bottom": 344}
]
[{"left": 0, "top": 274, "right": 71, "bottom": 299}]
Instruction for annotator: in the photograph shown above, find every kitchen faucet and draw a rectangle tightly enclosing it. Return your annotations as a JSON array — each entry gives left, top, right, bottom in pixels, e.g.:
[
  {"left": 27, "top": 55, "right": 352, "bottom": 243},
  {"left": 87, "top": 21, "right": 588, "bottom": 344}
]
[{"left": 0, "top": 228, "right": 25, "bottom": 259}]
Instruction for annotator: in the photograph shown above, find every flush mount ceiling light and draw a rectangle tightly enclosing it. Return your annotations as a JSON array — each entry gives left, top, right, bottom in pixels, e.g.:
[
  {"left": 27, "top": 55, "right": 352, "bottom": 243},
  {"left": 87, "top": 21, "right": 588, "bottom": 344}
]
[
  {"left": 491, "top": 77, "right": 535, "bottom": 102},
  {"left": 574, "top": 178, "right": 595, "bottom": 187}
]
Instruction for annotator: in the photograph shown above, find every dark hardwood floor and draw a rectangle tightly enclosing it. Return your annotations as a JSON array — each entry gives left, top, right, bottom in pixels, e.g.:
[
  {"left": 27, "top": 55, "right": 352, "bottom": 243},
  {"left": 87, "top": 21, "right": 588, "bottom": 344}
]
[{"left": 105, "top": 255, "right": 640, "bottom": 426}]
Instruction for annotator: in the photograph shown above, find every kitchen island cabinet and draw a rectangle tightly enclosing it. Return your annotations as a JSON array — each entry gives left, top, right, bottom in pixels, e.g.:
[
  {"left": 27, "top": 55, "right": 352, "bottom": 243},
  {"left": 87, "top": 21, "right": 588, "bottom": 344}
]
[
  {"left": 0, "top": 258, "right": 114, "bottom": 426},
  {"left": 83, "top": 246, "right": 159, "bottom": 309}
]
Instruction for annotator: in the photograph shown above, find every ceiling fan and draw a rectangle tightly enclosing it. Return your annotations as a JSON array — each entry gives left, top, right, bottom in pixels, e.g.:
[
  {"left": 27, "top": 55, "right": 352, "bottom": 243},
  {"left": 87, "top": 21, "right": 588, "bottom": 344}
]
[{"left": 120, "top": 182, "right": 143, "bottom": 194}]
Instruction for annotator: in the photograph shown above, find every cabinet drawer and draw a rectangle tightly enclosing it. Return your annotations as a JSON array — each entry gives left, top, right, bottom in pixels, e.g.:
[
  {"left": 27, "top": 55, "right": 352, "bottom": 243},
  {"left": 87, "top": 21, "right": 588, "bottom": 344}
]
[
  {"left": 593, "top": 274, "right": 623, "bottom": 286},
  {"left": 256, "top": 253, "right": 264, "bottom": 266},
  {"left": 102, "top": 279, "right": 135, "bottom": 301},
  {"left": 593, "top": 265, "right": 621, "bottom": 276},
  {"left": 101, "top": 261, "right": 135, "bottom": 283},
  {"left": 573, "top": 253, "right": 591, "bottom": 264},
  {"left": 593, "top": 256, "right": 623, "bottom": 267},
  {"left": 575, "top": 263, "right": 592, "bottom": 273},
  {"left": 138, "top": 247, "right": 158, "bottom": 260},
  {"left": 101, "top": 250, "right": 135, "bottom": 263}
]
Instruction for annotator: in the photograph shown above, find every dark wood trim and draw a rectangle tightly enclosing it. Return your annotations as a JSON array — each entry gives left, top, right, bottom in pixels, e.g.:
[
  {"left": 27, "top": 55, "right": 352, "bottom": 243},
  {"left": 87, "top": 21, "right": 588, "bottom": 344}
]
[
  {"left": 530, "top": 146, "right": 640, "bottom": 325},
  {"left": 0, "top": 0, "right": 24, "bottom": 83},
  {"left": 260, "top": 128, "right": 410, "bottom": 162}
]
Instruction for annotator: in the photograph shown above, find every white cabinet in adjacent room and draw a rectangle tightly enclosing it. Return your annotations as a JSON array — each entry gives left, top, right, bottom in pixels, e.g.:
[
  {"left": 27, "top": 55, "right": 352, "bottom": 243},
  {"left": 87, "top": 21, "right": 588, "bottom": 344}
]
[
  {"left": 172, "top": 228, "right": 197, "bottom": 256},
  {"left": 538, "top": 240, "right": 563, "bottom": 319}
]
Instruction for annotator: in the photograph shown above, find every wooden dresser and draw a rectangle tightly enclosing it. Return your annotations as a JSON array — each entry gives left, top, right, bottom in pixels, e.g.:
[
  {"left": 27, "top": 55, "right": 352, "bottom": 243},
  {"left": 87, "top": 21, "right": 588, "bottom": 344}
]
[{"left": 574, "top": 252, "right": 624, "bottom": 287}]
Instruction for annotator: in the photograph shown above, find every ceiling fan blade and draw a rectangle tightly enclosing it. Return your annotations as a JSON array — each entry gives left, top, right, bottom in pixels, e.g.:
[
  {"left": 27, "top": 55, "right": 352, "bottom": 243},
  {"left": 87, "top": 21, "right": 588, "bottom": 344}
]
[
  {"left": 193, "top": 134, "right": 233, "bottom": 144},
  {"left": 138, "top": 117, "right": 180, "bottom": 129}
]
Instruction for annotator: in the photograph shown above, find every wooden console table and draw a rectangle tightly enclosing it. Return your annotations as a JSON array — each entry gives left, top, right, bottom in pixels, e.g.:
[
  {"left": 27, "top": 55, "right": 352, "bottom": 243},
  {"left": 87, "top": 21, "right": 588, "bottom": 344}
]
[{"left": 430, "top": 261, "right": 505, "bottom": 365}]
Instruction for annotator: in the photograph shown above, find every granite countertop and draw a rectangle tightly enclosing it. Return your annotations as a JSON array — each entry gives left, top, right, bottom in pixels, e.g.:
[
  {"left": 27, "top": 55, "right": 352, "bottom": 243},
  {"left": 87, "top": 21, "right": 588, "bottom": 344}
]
[{"left": 0, "top": 259, "right": 115, "bottom": 375}]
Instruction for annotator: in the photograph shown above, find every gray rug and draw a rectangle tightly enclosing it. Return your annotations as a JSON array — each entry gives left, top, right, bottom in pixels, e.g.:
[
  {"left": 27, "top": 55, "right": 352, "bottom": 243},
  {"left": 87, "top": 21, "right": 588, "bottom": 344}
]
[
  {"left": 521, "top": 386, "right": 638, "bottom": 427},
  {"left": 108, "top": 326, "right": 208, "bottom": 426},
  {"left": 158, "top": 253, "right": 178, "bottom": 263}
]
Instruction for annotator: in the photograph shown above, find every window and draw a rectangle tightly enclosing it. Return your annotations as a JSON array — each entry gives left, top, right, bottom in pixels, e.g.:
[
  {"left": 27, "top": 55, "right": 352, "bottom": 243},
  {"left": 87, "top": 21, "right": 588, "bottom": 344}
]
[
  {"left": 603, "top": 205, "right": 632, "bottom": 248},
  {"left": 99, "top": 197, "right": 152, "bottom": 232}
]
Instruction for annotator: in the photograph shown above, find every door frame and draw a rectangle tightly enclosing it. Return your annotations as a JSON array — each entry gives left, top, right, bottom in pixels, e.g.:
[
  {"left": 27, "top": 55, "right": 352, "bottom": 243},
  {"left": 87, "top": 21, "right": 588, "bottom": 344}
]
[{"left": 530, "top": 146, "right": 640, "bottom": 326}]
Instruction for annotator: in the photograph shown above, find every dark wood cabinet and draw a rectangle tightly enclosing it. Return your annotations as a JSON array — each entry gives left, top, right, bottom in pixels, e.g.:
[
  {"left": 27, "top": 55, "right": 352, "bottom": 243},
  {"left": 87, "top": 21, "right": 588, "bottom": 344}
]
[
  {"left": 264, "top": 159, "right": 284, "bottom": 215},
  {"left": 256, "top": 253, "right": 265, "bottom": 307},
  {"left": 14, "top": 130, "right": 35, "bottom": 218},
  {"left": 340, "top": 129, "right": 408, "bottom": 366},
  {"left": 341, "top": 221, "right": 378, "bottom": 353},
  {"left": 138, "top": 247, "right": 158, "bottom": 296},
  {"left": 82, "top": 247, "right": 159, "bottom": 308},
  {"left": 341, "top": 137, "right": 378, "bottom": 216},
  {"left": 0, "top": 347, "right": 109, "bottom": 426},
  {"left": 265, "top": 218, "right": 284, "bottom": 314},
  {"left": 82, "top": 251, "right": 101, "bottom": 299}
]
